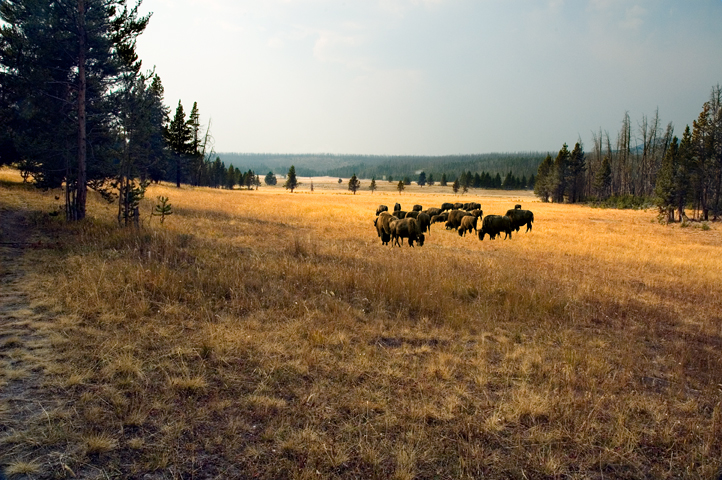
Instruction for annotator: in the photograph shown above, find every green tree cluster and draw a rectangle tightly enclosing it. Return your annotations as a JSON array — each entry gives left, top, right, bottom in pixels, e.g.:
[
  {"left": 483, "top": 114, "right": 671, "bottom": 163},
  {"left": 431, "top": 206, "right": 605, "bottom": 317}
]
[
  {"left": 534, "top": 142, "right": 586, "bottom": 203},
  {"left": 0, "top": 0, "right": 151, "bottom": 221},
  {"left": 582, "top": 85, "right": 722, "bottom": 219}
]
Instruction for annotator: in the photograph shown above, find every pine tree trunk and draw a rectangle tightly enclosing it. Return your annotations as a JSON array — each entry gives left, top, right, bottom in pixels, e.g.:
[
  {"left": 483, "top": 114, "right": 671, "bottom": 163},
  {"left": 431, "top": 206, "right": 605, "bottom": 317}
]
[{"left": 75, "top": 0, "right": 87, "bottom": 221}]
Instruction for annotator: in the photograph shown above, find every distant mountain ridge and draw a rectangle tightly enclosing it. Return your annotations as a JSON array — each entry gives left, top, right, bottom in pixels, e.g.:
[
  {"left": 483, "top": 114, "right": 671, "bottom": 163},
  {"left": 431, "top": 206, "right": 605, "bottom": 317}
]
[{"left": 216, "top": 152, "right": 546, "bottom": 179}]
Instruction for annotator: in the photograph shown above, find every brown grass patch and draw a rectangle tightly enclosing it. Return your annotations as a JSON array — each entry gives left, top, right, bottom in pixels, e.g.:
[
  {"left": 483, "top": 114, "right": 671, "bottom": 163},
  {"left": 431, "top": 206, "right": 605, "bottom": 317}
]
[{"left": 1, "top": 166, "right": 722, "bottom": 478}]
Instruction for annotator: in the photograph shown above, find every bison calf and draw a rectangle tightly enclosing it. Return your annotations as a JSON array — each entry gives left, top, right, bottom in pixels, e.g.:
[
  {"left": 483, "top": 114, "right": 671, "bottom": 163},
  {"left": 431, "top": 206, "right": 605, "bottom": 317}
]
[{"left": 457, "top": 215, "right": 479, "bottom": 236}]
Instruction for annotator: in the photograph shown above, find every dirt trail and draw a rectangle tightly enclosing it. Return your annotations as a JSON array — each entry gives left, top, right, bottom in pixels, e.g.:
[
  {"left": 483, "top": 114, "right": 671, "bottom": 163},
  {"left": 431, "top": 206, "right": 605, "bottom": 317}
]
[{"left": 0, "top": 210, "right": 64, "bottom": 478}]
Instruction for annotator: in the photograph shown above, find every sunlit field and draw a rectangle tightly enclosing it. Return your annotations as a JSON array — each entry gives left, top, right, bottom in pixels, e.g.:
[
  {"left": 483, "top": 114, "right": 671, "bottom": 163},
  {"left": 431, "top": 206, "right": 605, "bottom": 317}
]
[{"left": 1, "top": 167, "right": 721, "bottom": 479}]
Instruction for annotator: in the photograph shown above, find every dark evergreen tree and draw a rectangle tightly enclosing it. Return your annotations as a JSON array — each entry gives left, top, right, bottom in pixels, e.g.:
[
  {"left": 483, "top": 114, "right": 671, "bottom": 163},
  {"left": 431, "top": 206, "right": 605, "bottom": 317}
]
[
  {"left": 115, "top": 71, "right": 168, "bottom": 226},
  {"left": 245, "top": 169, "right": 254, "bottom": 190},
  {"left": 552, "top": 143, "right": 570, "bottom": 202},
  {"left": 503, "top": 171, "right": 514, "bottom": 190},
  {"left": 567, "top": 142, "right": 586, "bottom": 202},
  {"left": 348, "top": 174, "right": 361, "bottom": 194},
  {"left": 676, "top": 126, "right": 693, "bottom": 220},
  {"left": 369, "top": 177, "right": 377, "bottom": 194},
  {"left": 593, "top": 156, "right": 612, "bottom": 200},
  {"left": 534, "top": 154, "right": 554, "bottom": 202},
  {"left": 166, "top": 101, "right": 191, "bottom": 187},
  {"left": 264, "top": 171, "right": 277, "bottom": 185},
  {"left": 186, "top": 102, "right": 203, "bottom": 186},
  {"left": 284, "top": 165, "right": 298, "bottom": 192},
  {"left": 440, "top": 173, "right": 448, "bottom": 186},
  {"left": 427, "top": 173, "right": 435, "bottom": 186},
  {"left": 655, "top": 136, "right": 680, "bottom": 222},
  {"left": 397, "top": 180, "right": 405, "bottom": 194},
  {"left": 211, "top": 157, "right": 224, "bottom": 188},
  {"left": 417, "top": 171, "right": 426, "bottom": 187},
  {"left": 452, "top": 178, "right": 460, "bottom": 194},
  {"left": 225, "top": 164, "right": 237, "bottom": 189}
]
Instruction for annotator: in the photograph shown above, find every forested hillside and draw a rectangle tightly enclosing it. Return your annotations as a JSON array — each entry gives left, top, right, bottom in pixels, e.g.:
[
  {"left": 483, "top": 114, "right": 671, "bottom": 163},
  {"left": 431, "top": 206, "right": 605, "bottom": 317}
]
[{"left": 216, "top": 152, "right": 545, "bottom": 180}]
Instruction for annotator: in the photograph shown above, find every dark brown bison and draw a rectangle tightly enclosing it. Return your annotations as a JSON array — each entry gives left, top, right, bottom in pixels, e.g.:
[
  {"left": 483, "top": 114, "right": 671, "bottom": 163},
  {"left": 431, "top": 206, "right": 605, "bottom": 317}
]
[
  {"left": 457, "top": 215, "right": 479, "bottom": 236},
  {"left": 430, "top": 213, "right": 448, "bottom": 224},
  {"left": 446, "top": 209, "right": 471, "bottom": 230},
  {"left": 405, "top": 211, "right": 419, "bottom": 219},
  {"left": 392, "top": 210, "right": 407, "bottom": 219},
  {"left": 394, "top": 203, "right": 401, "bottom": 212},
  {"left": 374, "top": 212, "right": 394, "bottom": 245},
  {"left": 464, "top": 202, "right": 481, "bottom": 211},
  {"left": 416, "top": 212, "right": 431, "bottom": 233},
  {"left": 515, "top": 204, "right": 522, "bottom": 210},
  {"left": 440, "top": 203, "right": 454, "bottom": 212},
  {"left": 478, "top": 215, "right": 512, "bottom": 240},
  {"left": 424, "top": 207, "right": 442, "bottom": 217},
  {"left": 453, "top": 202, "right": 464, "bottom": 210},
  {"left": 469, "top": 209, "right": 483, "bottom": 218},
  {"left": 390, "top": 218, "right": 425, "bottom": 247},
  {"left": 412, "top": 204, "right": 422, "bottom": 212},
  {"left": 376, "top": 205, "right": 388, "bottom": 216},
  {"left": 505, "top": 209, "right": 534, "bottom": 232}
]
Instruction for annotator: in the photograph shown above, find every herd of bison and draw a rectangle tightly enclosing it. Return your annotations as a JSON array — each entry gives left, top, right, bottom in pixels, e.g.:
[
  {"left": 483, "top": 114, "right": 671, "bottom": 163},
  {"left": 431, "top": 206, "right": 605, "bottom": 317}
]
[{"left": 373, "top": 201, "right": 534, "bottom": 247}]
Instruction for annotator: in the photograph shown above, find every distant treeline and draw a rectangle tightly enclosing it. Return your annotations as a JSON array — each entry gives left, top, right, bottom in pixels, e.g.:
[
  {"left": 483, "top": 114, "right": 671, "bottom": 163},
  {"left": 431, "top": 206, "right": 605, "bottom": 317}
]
[{"left": 216, "top": 152, "right": 546, "bottom": 180}]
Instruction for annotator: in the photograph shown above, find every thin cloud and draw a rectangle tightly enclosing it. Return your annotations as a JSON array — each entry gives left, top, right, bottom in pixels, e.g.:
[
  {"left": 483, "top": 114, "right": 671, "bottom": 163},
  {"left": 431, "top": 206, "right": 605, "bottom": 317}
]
[{"left": 621, "top": 5, "right": 646, "bottom": 30}]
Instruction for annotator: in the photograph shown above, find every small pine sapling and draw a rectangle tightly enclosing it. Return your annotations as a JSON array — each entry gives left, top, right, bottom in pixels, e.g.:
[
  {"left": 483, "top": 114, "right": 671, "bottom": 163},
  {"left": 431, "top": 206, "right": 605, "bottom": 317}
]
[{"left": 153, "top": 196, "right": 173, "bottom": 224}]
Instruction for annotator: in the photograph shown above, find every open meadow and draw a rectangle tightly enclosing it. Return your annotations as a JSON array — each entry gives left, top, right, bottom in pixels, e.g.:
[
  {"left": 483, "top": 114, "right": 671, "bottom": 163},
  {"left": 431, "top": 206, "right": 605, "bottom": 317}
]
[{"left": 1, "top": 167, "right": 722, "bottom": 479}]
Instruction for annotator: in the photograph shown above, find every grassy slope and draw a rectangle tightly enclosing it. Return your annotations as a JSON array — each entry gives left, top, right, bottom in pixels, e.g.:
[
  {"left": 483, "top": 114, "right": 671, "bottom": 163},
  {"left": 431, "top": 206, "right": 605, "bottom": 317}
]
[{"left": 1, "top": 168, "right": 721, "bottom": 479}]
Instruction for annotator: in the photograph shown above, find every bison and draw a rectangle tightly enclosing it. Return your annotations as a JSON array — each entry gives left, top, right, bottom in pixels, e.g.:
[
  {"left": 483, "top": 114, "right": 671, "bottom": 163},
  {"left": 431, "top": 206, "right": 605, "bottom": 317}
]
[
  {"left": 440, "top": 203, "right": 454, "bottom": 212},
  {"left": 469, "top": 209, "right": 483, "bottom": 218},
  {"left": 394, "top": 203, "right": 401, "bottom": 212},
  {"left": 464, "top": 202, "right": 481, "bottom": 211},
  {"left": 457, "top": 215, "right": 479, "bottom": 237},
  {"left": 430, "top": 213, "right": 448, "bottom": 224},
  {"left": 374, "top": 212, "right": 394, "bottom": 245},
  {"left": 505, "top": 209, "right": 534, "bottom": 232},
  {"left": 424, "top": 207, "right": 442, "bottom": 217},
  {"left": 478, "top": 215, "right": 512, "bottom": 240},
  {"left": 405, "top": 211, "right": 419, "bottom": 219},
  {"left": 446, "top": 209, "right": 471, "bottom": 230},
  {"left": 376, "top": 205, "right": 388, "bottom": 216},
  {"left": 390, "top": 218, "right": 425, "bottom": 247},
  {"left": 412, "top": 204, "right": 422, "bottom": 212},
  {"left": 515, "top": 204, "right": 522, "bottom": 210},
  {"left": 416, "top": 212, "right": 431, "bottom": 233},
  {"left": 392, "top": 210, "right": 407, "bottom": 219},
  {"left": 453, "top": 202, "right": 464, "bottom": 210}
]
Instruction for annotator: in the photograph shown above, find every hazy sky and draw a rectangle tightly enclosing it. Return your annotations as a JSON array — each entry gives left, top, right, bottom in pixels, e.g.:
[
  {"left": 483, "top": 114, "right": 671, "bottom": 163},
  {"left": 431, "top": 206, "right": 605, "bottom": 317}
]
[{"left": 135, "top": 0, "right": 722, "bottom": 155}]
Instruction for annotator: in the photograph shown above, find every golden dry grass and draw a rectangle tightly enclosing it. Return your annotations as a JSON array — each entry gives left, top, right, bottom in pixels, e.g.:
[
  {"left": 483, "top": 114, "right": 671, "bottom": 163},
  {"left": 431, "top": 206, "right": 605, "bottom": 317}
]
[{"left": 1, "top": 166, "right": 722, "bottom": 479}]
